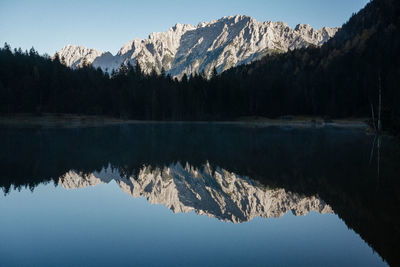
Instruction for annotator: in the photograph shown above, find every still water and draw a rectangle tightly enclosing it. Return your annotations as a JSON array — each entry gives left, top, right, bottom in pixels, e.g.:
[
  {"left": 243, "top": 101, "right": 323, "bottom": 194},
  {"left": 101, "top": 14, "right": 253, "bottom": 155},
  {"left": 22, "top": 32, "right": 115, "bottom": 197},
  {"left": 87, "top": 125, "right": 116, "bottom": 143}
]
[{"left": 0, "top": 122, "right": 399, "bottom": 266}]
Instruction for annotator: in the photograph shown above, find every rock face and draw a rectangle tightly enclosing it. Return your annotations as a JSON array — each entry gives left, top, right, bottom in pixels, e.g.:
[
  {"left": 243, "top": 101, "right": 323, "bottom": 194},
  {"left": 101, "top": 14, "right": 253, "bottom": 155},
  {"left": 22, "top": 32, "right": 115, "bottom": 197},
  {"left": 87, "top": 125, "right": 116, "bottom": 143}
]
[
  {"left": 56, "top": 15, "right": 339, "bottom": 78},
  {"left": 56, "top": 45, "right": 103, "bottom": 69},
  {"left": 59, "top": 163, "right": 333, "bottom": 223}
]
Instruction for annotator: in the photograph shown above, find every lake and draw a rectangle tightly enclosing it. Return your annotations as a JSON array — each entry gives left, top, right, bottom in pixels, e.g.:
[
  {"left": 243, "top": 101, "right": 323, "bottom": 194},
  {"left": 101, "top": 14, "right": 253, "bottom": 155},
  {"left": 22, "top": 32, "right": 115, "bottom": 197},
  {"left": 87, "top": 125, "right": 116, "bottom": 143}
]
[{"left": 0, "top": 122, "right": 399, "bottom": 266}]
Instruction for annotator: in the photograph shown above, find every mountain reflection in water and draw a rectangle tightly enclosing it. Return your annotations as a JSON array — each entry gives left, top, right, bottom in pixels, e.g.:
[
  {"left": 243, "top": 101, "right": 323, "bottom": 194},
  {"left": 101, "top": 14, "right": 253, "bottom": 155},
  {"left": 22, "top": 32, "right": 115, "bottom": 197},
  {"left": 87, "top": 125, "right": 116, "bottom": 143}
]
[
  {"left": 59, "top": 164, "right": 332, "bottom": 223},
  {"left": 1, "top": 123, "right": 399, "bottom": 266}
]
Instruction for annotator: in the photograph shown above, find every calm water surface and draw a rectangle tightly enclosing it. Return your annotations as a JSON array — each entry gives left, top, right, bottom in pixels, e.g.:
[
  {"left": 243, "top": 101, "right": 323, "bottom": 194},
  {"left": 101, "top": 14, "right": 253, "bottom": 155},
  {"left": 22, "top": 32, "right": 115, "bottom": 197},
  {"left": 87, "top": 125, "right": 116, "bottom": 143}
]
[{"left": 0, "top": 123, "right": 399, "bottom": 266}]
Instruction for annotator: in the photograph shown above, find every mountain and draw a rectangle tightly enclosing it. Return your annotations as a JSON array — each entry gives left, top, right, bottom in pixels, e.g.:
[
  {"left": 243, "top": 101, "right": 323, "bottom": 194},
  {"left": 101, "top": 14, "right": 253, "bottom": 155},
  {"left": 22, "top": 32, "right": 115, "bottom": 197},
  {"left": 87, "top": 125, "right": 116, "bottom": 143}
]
[
  {"left": 4, "top": 1, "right": 399, "bottom": 132},
  {"left": 57, "top": 15, "right": 338, "bottom": 78},
  {"left": 56, "top": 45, "right": 103, "bottom": 69},
  {"left": 214, "top": 0, "right": 400, "bottom": 130},
  {"left": 59, "top": 163, "right": 333, "bottom": 223}
]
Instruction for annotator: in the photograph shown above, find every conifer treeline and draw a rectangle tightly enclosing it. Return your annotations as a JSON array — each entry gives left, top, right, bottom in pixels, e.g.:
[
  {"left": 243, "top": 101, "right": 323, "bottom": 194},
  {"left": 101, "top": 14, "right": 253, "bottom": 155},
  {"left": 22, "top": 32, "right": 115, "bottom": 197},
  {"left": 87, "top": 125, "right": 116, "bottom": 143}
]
[{"left": 0, "top": 0, "right": 399, "bottom": 132}]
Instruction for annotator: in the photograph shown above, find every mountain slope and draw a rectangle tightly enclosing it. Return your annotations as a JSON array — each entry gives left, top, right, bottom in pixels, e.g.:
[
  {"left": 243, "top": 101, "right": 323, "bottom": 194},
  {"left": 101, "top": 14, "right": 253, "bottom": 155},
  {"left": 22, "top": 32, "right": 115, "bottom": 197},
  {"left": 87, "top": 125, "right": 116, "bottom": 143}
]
[
  {"left": 214, "top": 0, "right": 400, "bottom": 130},
  {"left": 57, "top": 15, "right": 338, "bottom": 78}
]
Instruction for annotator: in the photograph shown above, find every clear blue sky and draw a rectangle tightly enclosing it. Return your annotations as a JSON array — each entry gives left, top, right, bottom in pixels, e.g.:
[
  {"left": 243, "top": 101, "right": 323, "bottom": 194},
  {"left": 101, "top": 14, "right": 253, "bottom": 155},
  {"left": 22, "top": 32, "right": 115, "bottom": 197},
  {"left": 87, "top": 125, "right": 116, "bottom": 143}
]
[{"left": 0, "top": 0, "right": 369, "bottom": 55}]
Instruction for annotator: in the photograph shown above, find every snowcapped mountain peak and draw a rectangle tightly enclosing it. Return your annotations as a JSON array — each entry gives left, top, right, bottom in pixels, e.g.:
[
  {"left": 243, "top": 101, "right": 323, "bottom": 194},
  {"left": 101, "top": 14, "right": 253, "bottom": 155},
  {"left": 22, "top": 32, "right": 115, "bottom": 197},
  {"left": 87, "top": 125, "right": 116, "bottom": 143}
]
[
  {"left": 295, "top": 23, "right": 312, "bottom": 30},
  {"left": 171, "top": 23, "right": 195, "bottom": 32},
  {"left": 56, "top": 15, "right": 339, "bottom": 78},
  {"left": 57, "top": 45, "right": 103, "bottom": 68},
  {"left": 117, "top": 39, "right": 141, "bottom": 56},
  {"left": 197, "top": 21, "right": 208, "bottom": 28}
]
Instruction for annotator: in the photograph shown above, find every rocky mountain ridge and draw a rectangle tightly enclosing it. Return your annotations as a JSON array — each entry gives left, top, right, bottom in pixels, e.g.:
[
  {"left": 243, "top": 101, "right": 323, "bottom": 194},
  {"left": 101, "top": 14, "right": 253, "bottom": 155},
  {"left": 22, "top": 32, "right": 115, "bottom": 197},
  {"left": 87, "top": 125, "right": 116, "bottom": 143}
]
[{"left": 56, "top": 15, "right": 339, "bottom": 78}]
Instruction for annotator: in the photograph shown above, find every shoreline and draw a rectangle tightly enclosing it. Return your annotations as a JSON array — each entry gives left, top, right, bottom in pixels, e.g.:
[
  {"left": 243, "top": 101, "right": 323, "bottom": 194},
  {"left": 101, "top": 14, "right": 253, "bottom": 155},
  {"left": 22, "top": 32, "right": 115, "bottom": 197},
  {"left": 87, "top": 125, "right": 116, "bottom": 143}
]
[{"left": 0, "top": 114, "right": 369, "bottom": 129}]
